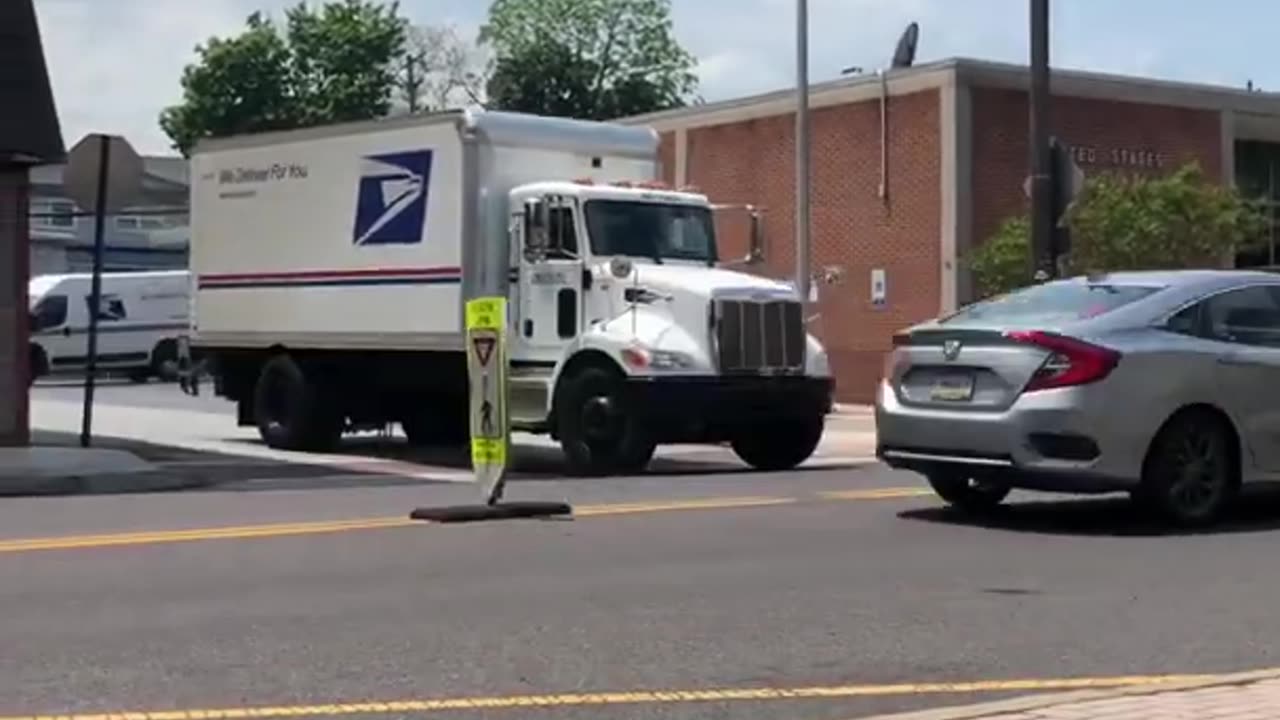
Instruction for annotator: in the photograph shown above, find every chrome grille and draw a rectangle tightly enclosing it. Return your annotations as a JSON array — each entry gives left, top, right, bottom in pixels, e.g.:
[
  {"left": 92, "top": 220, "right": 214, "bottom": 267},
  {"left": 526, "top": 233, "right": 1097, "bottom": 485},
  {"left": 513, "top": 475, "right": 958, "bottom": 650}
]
[{"left": 712, "top": 297, "right": 805, "bottom": 374}]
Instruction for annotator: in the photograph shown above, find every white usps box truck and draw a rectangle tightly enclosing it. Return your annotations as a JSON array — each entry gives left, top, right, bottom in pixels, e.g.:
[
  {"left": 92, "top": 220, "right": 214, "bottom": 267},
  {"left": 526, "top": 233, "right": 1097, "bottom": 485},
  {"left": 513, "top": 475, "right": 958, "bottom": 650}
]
[
  {"left": 28, "top": 270, "right": 190, "bottom": 384},
  {"left": 188, "top": 109, "right": 834, "bottom": 475}
]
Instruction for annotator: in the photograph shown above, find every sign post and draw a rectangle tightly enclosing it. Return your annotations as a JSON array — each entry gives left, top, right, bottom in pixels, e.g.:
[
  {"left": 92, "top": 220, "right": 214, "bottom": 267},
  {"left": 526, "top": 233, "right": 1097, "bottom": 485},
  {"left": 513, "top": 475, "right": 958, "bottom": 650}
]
[
  {"left": 465, "top": 296, "right": 509, "bottom": 504},
  {"left": 62, "top": 133, "right": 143, "bottom": 447}
]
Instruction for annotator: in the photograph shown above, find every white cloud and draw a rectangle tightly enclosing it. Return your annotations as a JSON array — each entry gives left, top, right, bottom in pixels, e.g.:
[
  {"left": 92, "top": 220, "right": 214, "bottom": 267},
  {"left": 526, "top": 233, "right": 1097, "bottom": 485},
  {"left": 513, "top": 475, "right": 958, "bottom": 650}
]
[{"left": 35, "top": 0, "right": 258, "bottom": 154}]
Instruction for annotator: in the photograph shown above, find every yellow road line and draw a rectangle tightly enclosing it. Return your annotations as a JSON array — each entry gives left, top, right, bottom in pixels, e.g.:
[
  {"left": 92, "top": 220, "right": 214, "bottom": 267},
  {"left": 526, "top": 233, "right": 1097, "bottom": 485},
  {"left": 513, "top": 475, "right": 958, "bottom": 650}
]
[
  {"left": 0, "top": 674, "right": 1219, "bottom": 720},
  {"left": 0, "top": 517, "right": 417, "bottom": 554},
  {"left": 575, "top": 495, "right": 796, "bottom": 516},
  {"left": 820, "top": 487, "right": 934, "bottom": 501},
  {"left": 0, "top": 487, "right": 926, "bottom": 555}
]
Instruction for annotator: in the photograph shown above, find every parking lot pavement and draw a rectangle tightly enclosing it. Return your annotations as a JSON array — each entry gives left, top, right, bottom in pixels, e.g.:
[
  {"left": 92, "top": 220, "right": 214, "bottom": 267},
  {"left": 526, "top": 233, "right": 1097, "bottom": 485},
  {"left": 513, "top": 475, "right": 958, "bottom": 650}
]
[{"left": 6, "top": 467, "right": 1280, "bottom": 720}]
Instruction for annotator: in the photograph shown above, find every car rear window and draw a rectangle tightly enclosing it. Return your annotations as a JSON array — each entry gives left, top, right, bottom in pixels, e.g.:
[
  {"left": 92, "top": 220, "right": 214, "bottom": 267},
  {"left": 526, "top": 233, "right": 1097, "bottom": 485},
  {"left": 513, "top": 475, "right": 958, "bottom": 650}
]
[{"left": 941, "top": 281, "right": 1164, "bottom": 325}]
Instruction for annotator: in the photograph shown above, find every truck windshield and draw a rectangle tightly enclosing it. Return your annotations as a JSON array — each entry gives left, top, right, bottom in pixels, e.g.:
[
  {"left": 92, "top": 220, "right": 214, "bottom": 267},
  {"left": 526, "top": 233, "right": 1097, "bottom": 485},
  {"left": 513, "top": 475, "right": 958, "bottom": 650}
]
[{"left": 584, "top": 200, "right": 717, "bottom": 263}]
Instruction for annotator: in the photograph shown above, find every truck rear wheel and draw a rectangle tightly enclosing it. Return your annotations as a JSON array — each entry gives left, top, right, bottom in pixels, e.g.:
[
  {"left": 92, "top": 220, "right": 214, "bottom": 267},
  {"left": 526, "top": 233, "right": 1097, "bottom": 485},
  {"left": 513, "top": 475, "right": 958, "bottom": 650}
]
[
  {"left": 252, "top": 354, "right": 343, "bottom": 452},
  {"left": 555, "top": 366, "right": 655, "bottom": 476},
  {"left": 730, "top": 415, "right": 825, "bottom": 472}
]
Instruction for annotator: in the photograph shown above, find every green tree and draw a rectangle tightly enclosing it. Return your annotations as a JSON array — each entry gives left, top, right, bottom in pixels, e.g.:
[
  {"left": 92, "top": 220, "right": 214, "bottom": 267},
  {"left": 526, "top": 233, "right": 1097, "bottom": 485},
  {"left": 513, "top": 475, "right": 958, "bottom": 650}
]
[
  {"left": 967, "top": 164, "right": 1269, "bottom": 298},
  {"left": 478, "top": 0, "right": 698, "bottom": 120},
  {"left": 160, "top": 0, "right": 407, "bottom": 155}
]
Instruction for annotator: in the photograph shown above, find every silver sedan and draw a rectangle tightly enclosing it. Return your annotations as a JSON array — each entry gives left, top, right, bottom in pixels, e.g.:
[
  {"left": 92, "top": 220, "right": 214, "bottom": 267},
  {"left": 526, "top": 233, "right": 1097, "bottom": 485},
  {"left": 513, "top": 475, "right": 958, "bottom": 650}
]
[{"left": 875, "top": 269, "right": 1280, "bottom": 527}]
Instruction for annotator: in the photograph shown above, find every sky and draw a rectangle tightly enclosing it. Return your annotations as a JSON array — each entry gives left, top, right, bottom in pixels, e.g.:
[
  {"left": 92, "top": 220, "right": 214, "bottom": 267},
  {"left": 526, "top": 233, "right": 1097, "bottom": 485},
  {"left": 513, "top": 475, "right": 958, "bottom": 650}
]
[{"left": 31, "top": 0, "right": 1280, "bottom": 155}]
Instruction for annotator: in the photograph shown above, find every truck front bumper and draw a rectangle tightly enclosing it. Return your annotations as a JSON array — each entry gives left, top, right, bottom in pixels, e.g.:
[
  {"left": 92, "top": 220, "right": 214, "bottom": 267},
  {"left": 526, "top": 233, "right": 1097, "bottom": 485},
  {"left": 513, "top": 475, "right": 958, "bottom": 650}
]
[{"left": 622, "top": 375, "right": 835, "bottom": 443}]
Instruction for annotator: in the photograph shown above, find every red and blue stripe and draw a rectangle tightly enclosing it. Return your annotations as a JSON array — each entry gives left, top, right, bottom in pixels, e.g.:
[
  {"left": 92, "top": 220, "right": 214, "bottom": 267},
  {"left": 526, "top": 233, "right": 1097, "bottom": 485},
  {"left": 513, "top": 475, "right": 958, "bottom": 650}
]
[{"left": 198, "top": 266, "right": 463, "bottom": 290}]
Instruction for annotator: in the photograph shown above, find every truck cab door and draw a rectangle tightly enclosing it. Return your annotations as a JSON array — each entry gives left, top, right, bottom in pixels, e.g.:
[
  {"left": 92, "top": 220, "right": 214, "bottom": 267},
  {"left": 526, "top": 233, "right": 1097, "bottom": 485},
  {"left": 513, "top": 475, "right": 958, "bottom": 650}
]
[{"left": 514, "top": 195, "right": 585, "bottom": 365}]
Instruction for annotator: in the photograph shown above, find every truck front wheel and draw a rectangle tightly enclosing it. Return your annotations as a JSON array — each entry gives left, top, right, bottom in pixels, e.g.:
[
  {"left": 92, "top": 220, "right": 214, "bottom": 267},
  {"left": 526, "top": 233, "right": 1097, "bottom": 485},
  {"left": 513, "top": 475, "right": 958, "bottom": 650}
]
[
  {"left": 730, "top": 415, "right": 825, "bottom": 472},
  {"left": 555, "top": 366, "right": 655, "bottom": 476},
  {"left": 252, "top": 354, "right": 343, "bottom": 452}
]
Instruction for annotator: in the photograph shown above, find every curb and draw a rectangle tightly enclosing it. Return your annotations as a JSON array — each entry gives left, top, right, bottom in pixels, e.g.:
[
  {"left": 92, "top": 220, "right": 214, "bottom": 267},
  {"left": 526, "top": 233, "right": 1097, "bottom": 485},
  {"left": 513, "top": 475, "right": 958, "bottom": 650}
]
[
  {"left": 853, "top": 668, "right": 1280, "bottom": 720},
  {"left": 0, "top": 471, "right": 215, "bottom": 497}
]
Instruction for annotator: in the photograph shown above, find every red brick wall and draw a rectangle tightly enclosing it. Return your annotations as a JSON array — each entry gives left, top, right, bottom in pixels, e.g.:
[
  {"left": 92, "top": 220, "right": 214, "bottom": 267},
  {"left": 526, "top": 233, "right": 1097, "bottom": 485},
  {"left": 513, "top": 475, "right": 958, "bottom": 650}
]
[
  {"left": 970, "top": 88, "right": 1223, "bottom": 260},
  {"left": 683, "top": 89, "right": 942, "bottom": 403}
]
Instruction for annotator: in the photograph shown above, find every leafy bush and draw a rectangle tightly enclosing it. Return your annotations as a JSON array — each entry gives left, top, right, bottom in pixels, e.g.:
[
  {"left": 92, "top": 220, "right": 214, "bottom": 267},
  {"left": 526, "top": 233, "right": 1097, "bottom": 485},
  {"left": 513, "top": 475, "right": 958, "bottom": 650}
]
[{"left": 967, "top": 163, "right": 1270, "bottom": 298}]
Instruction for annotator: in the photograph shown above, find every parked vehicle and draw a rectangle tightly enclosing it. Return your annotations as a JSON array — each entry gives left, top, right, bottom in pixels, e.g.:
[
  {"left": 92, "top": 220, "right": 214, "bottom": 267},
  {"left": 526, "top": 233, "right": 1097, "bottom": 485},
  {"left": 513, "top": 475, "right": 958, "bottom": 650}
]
[
  {"left": 876, "top": 269, "right": 1280, "bottom": 527},
  {"left": 185, "top": 109, "right": 834, "bottom": 475},
  {"left": 28, "top": 270, "right": 191, "bottom": 384}
]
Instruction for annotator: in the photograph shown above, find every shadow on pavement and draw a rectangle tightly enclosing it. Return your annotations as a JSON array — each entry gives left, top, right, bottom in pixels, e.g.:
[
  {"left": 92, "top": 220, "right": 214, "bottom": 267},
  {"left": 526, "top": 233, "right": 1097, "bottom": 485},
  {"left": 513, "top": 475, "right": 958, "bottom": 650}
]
[
  {"left": 898, "top": 484, "right": 1280, "bottom": 537},
  {"left": 214, "top": 434, "right": 848, "bottom": 481},
  {"left": 29, "top": 429, "right": 442, "bottom": 494}
]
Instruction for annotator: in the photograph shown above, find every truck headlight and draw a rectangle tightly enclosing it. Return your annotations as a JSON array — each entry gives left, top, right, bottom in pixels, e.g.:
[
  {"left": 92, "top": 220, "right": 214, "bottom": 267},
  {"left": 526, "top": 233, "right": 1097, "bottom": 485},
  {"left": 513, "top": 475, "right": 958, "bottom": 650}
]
[
  {"left": 620, "top": 346, "right": 696, "bottom": 371},
  {"left": 811, "top": 348, "right": 831, "bottom": 376}
]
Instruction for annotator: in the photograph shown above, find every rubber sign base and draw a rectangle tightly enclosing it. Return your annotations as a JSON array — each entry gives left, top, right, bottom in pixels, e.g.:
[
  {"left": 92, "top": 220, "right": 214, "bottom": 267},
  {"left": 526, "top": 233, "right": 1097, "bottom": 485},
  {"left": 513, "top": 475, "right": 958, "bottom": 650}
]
[{"left": 409, "top": 501, "right": 573, "bottom": 524}]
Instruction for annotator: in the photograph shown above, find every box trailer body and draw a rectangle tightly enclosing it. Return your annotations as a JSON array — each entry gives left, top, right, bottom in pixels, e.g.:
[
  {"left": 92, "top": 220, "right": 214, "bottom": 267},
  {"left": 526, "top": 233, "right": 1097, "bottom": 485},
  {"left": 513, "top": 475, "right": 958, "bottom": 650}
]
[
  {"left": 28, "top": 270, "right": 190, "bottom": 384},
  {"left": 189, "top": 109, "right": 834, "bottom": 474}
]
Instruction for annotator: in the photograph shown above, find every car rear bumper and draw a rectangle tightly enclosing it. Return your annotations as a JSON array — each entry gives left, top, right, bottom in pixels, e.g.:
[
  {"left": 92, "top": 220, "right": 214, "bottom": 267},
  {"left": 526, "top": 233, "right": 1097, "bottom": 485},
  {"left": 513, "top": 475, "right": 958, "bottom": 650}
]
[{"left": 874, "top": 380, "right": 1140, "bottom": 493}]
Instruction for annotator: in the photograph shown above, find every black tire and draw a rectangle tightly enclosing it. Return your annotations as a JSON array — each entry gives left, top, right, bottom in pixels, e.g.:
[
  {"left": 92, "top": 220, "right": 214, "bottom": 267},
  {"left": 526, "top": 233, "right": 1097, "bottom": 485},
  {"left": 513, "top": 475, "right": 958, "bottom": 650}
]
[
  {"left": 730, "top": 415, "right": 825, "bottom": 472},
  {"left": 150, "top": 339, "right": 179, "bottom": 381},
  {"left": 555, "top": 365, "right": 655, "bottom": 476},
  {"left": 1133, "top": 409, "right": 1239, "bottom": 528},
  {"left": 926, "top": 472, "right": 1012, "bottom": 513},
  {"left": 28, "top": 345, "right": 47, "bottom": 387},
  {"left": 252, "top": 354, "right": 343, "bottom": 452}
]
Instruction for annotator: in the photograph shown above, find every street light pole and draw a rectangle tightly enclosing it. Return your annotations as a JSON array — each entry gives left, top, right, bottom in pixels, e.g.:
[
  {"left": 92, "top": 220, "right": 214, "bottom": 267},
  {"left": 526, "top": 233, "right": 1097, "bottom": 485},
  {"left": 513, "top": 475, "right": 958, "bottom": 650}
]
[
  {"left": 1028, "top": 0, "right": 1053, "bottom": 280},
  {"left": 795, "top": 0, "right": 812, "bottom": 304}
]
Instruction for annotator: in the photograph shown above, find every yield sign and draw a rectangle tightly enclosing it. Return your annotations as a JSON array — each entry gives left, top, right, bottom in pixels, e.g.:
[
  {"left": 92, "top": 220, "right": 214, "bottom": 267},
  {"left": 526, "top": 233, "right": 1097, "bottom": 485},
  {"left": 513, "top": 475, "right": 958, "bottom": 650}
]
[{"left": 472, "top": 336, "right": 495, "bottom": 367}]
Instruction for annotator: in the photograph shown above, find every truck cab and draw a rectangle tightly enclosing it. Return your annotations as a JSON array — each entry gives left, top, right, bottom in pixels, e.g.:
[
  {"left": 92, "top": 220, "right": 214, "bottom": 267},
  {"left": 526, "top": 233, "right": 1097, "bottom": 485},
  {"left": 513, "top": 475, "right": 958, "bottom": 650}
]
[{"left": 508, "top": 179, "right": 834, "bottom": 475}]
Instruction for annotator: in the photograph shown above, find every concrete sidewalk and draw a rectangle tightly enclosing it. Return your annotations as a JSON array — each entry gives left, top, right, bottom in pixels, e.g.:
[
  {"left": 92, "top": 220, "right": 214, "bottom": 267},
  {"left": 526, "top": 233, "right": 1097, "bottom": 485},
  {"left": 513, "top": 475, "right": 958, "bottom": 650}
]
[
  {"left": 0, "top": 442, "right": 208, "bottom": 495},
  {"left": 862, "top": 668, "right": 1280, "bottom": 720}
]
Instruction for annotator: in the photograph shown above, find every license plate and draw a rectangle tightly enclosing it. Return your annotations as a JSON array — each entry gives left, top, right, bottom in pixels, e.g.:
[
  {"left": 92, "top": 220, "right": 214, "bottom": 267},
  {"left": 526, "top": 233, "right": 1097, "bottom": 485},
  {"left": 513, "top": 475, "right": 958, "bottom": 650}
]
[{"left": 930, "top": 373, "right": 974, "bottom": 402}]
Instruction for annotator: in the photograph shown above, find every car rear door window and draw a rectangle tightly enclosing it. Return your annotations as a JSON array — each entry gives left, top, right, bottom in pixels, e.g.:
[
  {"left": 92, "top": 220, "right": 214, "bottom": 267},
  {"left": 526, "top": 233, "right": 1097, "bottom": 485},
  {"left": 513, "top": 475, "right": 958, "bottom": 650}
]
[
  {"left": 1203, "top": 285, "right": 1280, "bottom": 348},
  {"left": 943, "top": 281, "right": 1164, "bottom": 326}
]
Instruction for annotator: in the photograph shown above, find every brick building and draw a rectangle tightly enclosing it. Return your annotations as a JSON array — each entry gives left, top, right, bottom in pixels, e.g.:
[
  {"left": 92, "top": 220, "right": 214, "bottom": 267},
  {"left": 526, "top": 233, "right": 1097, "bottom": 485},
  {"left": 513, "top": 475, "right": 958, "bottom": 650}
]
[{"left": 623, "top": 57, "right": 1280, "bottom": 403}]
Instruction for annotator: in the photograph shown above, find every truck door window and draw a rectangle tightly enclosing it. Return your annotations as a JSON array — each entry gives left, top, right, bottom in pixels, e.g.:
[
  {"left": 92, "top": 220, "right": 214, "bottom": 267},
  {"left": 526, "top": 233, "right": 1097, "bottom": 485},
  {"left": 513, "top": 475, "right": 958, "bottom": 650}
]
[
  {"left": 546, "top": 207, "right": 578, "bottom": 259},
  {"left": 31, "top": 295, "right": 68, "bottom": 331}
]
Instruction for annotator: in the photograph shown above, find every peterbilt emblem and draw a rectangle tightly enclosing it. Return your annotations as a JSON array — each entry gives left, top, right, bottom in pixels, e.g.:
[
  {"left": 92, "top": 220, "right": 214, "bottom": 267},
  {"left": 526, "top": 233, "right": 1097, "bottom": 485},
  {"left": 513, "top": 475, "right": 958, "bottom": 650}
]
[{"left": 942, "top": 339, "right": 962, "bottom": 360}]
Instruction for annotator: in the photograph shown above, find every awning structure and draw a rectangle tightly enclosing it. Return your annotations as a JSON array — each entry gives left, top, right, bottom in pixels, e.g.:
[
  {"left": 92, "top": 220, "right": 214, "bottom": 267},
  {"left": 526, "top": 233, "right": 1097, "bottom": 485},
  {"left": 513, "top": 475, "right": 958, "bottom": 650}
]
[{"left": 0, "top": 0, "right": 65, "bottom": 166}]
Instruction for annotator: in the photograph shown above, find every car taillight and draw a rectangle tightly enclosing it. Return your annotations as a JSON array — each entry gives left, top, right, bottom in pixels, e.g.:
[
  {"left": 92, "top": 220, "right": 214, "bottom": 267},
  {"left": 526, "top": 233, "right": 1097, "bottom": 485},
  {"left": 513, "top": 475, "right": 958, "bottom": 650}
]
[{"left": 1004, "top": 330, "right": 1121, "bottom": 391}]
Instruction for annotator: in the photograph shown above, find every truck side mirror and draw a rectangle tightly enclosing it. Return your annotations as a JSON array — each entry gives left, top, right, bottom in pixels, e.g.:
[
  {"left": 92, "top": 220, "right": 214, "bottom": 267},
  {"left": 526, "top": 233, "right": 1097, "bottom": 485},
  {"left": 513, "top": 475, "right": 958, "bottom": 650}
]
[{"left": 524, "top": 198, "right": 549, "bottom": 261}]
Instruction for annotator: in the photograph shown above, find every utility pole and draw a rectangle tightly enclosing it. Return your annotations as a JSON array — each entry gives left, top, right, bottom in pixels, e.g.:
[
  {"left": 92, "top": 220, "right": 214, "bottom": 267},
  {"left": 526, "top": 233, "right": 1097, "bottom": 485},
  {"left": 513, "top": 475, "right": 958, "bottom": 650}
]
[
  {"left": 1028, "top": 0, "right": 1053, "bottom": 280},
  {"left": 795, "top": 0, "right": 812, "bottom": 303}
]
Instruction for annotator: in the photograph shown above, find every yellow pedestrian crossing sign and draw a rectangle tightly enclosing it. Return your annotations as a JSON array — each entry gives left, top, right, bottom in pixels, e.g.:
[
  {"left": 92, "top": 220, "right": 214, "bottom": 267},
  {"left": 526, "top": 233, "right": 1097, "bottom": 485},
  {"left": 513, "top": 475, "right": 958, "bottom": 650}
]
[{"left": 465, "top": 297, "right": 508, "bottom": 502}]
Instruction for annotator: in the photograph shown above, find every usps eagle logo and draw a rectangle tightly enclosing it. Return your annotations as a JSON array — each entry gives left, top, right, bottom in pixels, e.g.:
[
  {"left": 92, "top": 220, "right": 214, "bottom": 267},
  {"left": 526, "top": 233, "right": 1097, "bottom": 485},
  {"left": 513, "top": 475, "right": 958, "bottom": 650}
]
[{"left": 352, "top": 150, "right": 433, "bottom": 246}]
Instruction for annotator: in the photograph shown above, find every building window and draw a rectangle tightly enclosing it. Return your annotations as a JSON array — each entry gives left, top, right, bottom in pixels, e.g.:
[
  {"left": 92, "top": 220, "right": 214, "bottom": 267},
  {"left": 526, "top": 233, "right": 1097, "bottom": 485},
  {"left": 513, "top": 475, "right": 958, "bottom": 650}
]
[{"left": 31, "top": 199, "right": 76, "bottom": 229}]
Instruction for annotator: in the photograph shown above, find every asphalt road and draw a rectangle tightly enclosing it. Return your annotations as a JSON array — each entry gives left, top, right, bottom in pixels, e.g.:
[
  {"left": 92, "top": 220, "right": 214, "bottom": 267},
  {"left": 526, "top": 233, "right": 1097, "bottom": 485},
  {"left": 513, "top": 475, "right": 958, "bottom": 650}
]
[{"left": 7, "top": 383, "right": 1280, "bottom": 719}]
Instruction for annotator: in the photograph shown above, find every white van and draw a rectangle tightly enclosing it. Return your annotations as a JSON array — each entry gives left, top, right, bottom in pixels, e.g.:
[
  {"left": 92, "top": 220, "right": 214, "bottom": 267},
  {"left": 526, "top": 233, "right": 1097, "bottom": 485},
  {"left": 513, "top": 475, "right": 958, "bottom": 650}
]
[{"left": 28, "top": 270, "right": 192, "bottom": 384}]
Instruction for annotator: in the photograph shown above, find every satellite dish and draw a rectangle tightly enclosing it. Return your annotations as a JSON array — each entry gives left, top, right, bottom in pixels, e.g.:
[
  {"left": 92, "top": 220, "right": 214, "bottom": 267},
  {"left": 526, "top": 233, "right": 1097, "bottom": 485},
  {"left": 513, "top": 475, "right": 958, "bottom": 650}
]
[{"left": 891, "top": 22, "right": 919, "bottom": 69}]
